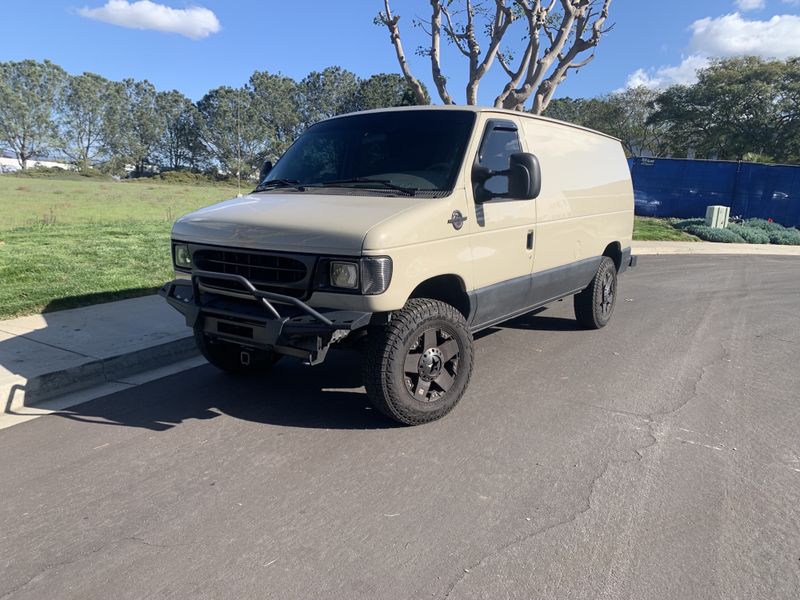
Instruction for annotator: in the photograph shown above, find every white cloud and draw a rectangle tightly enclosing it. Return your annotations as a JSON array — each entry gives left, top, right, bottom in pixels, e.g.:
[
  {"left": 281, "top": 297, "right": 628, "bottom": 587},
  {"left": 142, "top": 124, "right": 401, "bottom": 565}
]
[
  {"left": 626, "top": 12, "right": 800, "bottom": 88},
  {"left": 735, "top": 0, "right": 765, "bottom": 11},
  {"left": 626, "top": 54, "right": 710, "bottom": 89},
  {"left": 690, "top": 13, "right": 800, "bottom": 58},
  {"left": 78, "top": 0, "right": 220, "bottom": 40}
]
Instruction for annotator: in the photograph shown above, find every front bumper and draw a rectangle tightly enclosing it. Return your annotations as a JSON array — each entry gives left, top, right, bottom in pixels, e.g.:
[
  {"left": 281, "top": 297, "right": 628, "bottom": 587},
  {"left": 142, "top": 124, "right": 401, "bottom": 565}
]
[{"left": 159, "top": 270, "right": 372, "bottom": 365}]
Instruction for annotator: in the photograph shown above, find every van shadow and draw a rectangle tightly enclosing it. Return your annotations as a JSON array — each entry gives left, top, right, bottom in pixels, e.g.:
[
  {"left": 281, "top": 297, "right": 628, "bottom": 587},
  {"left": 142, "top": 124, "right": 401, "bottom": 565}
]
[{"left": 51, "top": 351, "right": 398, "bottom": 432}]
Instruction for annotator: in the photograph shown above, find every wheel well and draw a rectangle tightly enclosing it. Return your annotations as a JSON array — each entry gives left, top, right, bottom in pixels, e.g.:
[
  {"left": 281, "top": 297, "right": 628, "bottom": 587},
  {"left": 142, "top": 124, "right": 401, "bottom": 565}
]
[
  {"left": 409, "top": 275, "right": 471, "bottom": 320},
  {"left": 603, "top": 242, "right": 622, "bottom": 272}
]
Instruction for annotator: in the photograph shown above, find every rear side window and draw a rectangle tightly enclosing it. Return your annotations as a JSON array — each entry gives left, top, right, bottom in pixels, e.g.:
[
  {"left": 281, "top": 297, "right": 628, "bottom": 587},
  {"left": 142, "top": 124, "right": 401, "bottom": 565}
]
[{"left": 477, "top": 121, "right": 521, "bottom": 196}]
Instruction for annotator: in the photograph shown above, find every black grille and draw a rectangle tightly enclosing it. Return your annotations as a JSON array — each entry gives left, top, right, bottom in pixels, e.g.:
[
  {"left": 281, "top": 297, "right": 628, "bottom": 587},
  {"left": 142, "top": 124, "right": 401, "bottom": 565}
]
[{"left": 193, "top": 248, "right": 310, "bottom": 298}]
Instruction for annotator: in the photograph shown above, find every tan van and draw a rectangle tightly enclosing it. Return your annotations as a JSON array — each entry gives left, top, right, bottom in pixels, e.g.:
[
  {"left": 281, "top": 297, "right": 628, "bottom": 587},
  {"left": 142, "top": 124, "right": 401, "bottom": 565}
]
[{"left": 161, "top": 106, "right": 636, "bottom": 424}]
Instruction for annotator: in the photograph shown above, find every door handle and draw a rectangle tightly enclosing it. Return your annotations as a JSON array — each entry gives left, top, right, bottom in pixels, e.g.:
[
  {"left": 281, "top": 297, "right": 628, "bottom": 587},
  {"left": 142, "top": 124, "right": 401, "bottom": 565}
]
[{"left": 526, "top": 230, "right": 534, "bottom": 250}]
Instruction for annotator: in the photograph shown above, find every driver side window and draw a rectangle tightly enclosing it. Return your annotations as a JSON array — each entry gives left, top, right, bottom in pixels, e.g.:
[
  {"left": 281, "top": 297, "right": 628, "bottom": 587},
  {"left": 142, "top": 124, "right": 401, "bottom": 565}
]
[{"left": 478, "top": 122, "right": 521, "bottom": 197}]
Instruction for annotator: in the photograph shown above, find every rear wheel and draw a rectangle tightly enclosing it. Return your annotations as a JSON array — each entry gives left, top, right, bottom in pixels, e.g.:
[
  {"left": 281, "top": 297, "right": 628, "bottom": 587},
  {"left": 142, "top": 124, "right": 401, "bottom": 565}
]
[
  {"left": 574, "top": 256, "right": 618, "bottom": 329},
  {"left": 363, "top": 298, "right": 473, "bottom": 425},
  {"left": 194, "top": 328, "right": 280, "bottom": 374}
]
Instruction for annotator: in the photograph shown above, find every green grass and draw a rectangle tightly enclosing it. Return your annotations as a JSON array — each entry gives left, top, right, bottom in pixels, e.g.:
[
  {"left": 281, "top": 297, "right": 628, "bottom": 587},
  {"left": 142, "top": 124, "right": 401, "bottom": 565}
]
[
  {"left": 0, "top": 176, "right": 240, "bottom": 228},
  {"left": 633, "top": 217, "right": 700, "bottom": 241},
  {"left": 0, "top": 176, "right": 240, "bottom": 319}
]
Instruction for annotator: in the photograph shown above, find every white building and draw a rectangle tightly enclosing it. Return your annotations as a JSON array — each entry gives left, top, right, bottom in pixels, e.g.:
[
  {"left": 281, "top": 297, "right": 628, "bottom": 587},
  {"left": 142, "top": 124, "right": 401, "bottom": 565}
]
[{"left": 0, "top": 150, "right": 73, "bottom": 173}]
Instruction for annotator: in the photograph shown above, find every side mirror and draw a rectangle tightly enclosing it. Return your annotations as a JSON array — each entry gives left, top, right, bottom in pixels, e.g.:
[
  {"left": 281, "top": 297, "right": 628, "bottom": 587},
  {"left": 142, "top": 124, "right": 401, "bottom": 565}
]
[
  {"left": 472, "top": 152, "right": 542, "bottom": 202},
  {"left": 259, "top": 160, "right": 273, "bottom": 183},
  {"left": 507, "top": 153, "right": 541, "bottom": 200}
]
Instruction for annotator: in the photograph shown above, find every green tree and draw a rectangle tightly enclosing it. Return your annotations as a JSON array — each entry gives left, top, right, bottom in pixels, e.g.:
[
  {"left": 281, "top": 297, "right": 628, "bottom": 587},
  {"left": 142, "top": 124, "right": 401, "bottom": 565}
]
[
  {"left": 649, "top": 57, "right": 796, "bottom": 161},
  {"left": 57, "top": 71, "right": 115, "bottom": 170},
  {"left": 0, "top": 60, "right": 65, "bottom": 169},
  {"left": 196, "top": 85, "right": 271, "bottom": 179},
  {"left": 249, "top": 71, "right": 301, "bottom": 161},
  {"left": 355, "top": 73, "right": 429, "bottom": 110},
  {"left": 103, "top": 79, "right": 162, "bottom": 175},
  {"left": 155, "top": 90, "right": 208, "bottom": 171},
  {"left": 298, "top": 66, "right": 360, "bottom": 127}
]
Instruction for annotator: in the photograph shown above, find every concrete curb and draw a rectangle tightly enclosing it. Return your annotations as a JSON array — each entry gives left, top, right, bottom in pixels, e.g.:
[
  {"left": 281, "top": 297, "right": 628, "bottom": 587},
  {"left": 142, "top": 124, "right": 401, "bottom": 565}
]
[
  {"left": 4, "top": 336, "right": 197, "bottom": 413},
  {"left": 1, "top": 295, "right": 200, "bottom": 415},
  {"left": 632, "top": 240, "right": 800, "bottom": 256}
]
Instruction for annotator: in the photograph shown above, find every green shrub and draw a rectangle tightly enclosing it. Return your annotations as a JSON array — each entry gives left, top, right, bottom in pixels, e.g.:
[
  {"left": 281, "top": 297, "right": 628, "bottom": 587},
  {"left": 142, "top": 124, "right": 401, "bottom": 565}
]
[
  {"left": 670, "top": 218, "right": 706, "bottom": 231},
  {"left": 768, "top": 229, "right": 800, "bottom": 245},
  {"left": 155, "top": 170, "right": 239, "bottom": 186},
  {"left": 13, "top": 166, "right": 72, "bottom": 177},
  {"left": 76, "top": 168, "right": 108, "bottom": 178},
  {"left": 684, "top": 224, "right": 746, "bottom": 243},
  {"left": 727, "top": 224, "right": 770, "bottom": 244},
  {"left": 11, "top": 165, "right": 112, "bottom": 181},
  {"left": 743, "top": 218, "right": 788, "bottom": 233}
]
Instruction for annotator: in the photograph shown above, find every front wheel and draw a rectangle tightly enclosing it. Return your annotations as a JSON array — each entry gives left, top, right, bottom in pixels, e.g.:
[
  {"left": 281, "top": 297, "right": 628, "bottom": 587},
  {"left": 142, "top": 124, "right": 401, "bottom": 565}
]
[
  {"left": 363, "top": 298, "right": 474, "bottom": 425},
  {"left": 573, "top": 256, "right": 618, "bottom": 329},
  {"left": 194, "top": 329, "right": 280, "bottom": 374}
]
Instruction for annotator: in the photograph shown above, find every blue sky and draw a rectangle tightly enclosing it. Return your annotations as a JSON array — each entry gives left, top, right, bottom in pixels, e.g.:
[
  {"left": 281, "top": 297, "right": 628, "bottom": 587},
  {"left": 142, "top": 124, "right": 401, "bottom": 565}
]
[{"left": 2, "top": 1, "right": 799, "bottom": 104}]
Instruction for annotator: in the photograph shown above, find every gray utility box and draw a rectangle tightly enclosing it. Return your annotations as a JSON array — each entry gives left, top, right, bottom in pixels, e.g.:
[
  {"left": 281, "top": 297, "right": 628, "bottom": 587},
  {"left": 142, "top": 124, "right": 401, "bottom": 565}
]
[{"left": 705, "top": 205, "right": 731, "bottom": 229}]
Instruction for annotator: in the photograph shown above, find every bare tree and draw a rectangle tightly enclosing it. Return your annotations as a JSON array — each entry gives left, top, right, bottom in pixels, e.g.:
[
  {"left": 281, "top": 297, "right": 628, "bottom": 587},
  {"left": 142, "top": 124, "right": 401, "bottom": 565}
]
[{"left": 377, "top": 0, "right": 613, "bottom": 113}]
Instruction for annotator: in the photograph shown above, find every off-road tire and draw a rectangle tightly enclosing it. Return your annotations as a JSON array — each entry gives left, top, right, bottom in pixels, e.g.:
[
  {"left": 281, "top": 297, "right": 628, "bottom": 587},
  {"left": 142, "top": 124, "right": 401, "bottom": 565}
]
[
  {"left": 363, "top": 298, "right": 474, "bottom": 425},
  {"left": 194, "top": 328, "right": 280, "bottom": 374},
  {"left": 574, "top": 256, "right": 618, "bottom": 329}
]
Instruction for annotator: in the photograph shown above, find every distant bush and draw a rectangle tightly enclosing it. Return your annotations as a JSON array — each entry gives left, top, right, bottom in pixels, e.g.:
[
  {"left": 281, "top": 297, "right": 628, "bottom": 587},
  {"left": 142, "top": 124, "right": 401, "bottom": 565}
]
[
  {"left": 150, "top": 170, "right": 241, "bottom": 186},
  {"left": 684, "top": 225, "right": 746, "bottom": 243},
  {"left": 157, "top": 170, "right": 217, "bottom": 185},
  {"left": 12, "top": 165, "right": 112, "bottom": 181},
  {"left": 768, "top": 229, "right": 800, "bottom": 245},
  {"left": 13, "top": 166, "right": 72, "bottom": 177},
  {"left": 727, "top": 224, "right": 770, "bottom": 244},
  {"left": 75, "top": 168, "right": 108, "bottom": 178},
  {"left": 743, "top": 218, "right": 788, "bottom": 233}
]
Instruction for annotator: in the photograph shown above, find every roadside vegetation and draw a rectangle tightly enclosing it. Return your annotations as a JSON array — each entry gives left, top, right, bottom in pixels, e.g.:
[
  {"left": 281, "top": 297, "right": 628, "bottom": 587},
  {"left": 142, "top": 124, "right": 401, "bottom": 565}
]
[
  {"left": 672, "top": 218, "right": 800, "bottom": 245},
  {"left": 633, "top": 217, "right": 700, "bottom": 242},
  {"left": 0, "top": 175, "right": 238, "bottom": 318},
  {"left": 634, "top": 216, "right": 800, "bottom": 245}
]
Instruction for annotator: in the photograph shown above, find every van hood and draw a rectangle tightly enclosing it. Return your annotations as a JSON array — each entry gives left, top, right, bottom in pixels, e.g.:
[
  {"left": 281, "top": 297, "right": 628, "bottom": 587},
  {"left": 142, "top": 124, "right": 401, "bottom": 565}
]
[{"left": 171, "top": 191, "right": 429, "bottom": 255}]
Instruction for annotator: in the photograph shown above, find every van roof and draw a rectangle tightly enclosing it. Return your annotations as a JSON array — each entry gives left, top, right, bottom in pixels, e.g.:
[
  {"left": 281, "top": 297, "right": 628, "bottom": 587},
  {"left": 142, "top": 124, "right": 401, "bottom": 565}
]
[{"left": 328, "top": 105, "right": 621, "bottom": 143}]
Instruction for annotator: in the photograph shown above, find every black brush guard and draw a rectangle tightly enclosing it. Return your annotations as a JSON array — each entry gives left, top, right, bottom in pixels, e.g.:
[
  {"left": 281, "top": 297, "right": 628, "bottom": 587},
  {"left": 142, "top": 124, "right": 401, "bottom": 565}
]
[{"left": 159, "top": 270, "right": 371, "bottom": 365}]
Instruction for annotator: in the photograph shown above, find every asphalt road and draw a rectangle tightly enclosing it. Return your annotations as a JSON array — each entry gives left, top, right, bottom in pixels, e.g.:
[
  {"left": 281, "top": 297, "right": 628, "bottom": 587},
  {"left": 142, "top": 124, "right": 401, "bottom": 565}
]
[{"left": 1, "top": 255, "right": 799, "bottom": 600}]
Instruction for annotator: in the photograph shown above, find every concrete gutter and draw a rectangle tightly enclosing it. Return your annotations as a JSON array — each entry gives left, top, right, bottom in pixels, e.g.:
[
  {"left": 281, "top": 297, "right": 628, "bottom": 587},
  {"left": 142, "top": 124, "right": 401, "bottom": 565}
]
[{"left": 0, "top": 295, "right": 197, "bottom": 414}]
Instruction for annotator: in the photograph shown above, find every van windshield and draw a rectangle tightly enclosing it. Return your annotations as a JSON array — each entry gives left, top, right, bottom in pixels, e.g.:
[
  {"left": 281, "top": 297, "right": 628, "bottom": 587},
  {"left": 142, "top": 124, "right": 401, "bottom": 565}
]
[{"left": 260, "top": 110, "right": 476, "bottom": 196}]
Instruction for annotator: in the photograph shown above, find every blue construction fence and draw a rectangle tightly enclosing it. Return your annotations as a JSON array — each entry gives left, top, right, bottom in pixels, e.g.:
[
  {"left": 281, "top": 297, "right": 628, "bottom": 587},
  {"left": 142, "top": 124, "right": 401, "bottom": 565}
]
[{"left": 628, "top": 157, "right": 800, "bottom": 228}]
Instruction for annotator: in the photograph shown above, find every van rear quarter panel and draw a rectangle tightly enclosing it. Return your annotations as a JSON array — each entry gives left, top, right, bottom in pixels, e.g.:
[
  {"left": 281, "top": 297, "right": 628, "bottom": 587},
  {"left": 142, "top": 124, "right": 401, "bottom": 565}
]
[{"left": 521, "top": 118, "right": 633, "bottom": 273}]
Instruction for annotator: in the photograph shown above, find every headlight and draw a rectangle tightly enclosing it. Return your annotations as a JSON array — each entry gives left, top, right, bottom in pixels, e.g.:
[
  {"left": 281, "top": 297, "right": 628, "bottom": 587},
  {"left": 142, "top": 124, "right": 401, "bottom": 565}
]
[
  {"left": 173, "top": 243, "right": 192, "bottom": 269},
  {"left": 322, "top": 257, "right": 392, "bottom": 294},
  {"left": 330, "top": 261, "right": 359, "bottom": 289}
]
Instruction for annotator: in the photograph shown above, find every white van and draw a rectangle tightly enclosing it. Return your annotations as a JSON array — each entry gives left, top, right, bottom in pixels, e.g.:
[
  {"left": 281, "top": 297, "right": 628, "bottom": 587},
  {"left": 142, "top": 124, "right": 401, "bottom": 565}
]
[{"left": 161, "top": 106, "right": 636, "bottom": 424}]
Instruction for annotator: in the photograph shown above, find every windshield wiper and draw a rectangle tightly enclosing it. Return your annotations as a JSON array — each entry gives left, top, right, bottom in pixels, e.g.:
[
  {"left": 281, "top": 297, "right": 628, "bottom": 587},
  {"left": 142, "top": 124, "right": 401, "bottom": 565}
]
[
  {"left": 318, "top": 177, "right": 417, "bottom": 196},
  {"left": 254, "top": 178, "right": 305, "bottom": 192}
]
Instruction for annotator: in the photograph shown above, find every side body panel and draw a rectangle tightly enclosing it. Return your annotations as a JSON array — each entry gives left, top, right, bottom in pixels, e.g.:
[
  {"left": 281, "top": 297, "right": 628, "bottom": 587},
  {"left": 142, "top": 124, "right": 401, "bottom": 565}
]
[{"left": 520, "top": 118, "right": 634, "bottom": 274}]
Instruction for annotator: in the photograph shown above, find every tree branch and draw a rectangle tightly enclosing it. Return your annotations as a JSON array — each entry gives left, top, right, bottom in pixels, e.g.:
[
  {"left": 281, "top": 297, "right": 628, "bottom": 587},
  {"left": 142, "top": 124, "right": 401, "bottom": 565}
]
[
  {"left": 430, "top": 1, "right": 456, "bottom": 104},
  {"left": 378, "top": 0, "right": 429, "bottom": 105}
]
